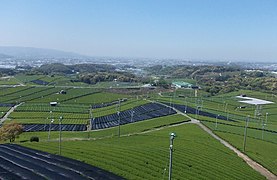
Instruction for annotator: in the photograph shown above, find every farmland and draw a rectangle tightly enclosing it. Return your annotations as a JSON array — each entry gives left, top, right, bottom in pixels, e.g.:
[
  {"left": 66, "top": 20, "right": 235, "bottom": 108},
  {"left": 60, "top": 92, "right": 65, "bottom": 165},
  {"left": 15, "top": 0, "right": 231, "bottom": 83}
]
[
  {"left": 155, "top": 88, "right": 277, "bottom": 175},
  {"left": 22, "top": 124, "right": 264, "bottom": 180},
  {"left": 0, "top": 75, "right": 276, "bottom": 179}
]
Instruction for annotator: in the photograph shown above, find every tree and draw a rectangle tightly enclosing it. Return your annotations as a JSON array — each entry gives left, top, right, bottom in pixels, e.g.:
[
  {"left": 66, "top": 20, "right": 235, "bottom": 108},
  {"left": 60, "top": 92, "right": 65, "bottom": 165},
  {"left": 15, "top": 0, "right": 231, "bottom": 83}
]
[{"left": 0, "top": 122, "right": 23, "bottom": 142}]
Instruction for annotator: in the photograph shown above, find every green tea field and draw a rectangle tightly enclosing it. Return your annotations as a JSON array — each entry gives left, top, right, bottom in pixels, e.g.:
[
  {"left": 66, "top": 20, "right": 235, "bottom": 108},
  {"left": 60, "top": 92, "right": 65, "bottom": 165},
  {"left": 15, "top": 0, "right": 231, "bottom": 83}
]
[{"left": 0, "top": 83, "right": 276, "bottom": 179}]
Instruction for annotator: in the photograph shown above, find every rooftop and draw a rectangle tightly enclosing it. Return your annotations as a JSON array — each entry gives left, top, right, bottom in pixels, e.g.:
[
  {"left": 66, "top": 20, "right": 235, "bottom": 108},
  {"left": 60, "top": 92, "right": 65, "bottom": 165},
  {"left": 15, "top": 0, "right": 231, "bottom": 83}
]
[{"left": 236, "top": 96, "right": 274, "bottom": 105}]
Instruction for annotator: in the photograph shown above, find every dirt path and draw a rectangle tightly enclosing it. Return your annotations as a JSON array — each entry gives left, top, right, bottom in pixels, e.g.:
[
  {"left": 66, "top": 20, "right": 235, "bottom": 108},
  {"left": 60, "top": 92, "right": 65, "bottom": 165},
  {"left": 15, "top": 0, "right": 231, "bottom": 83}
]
[
  {"left": 197, "top": 122, "right": 276, "bottom": 180},
  {"left": 0, "top": 103, "right": 24, "bottom": 124},
  {"left": 164, "top": 102, "right": 276, "bottom": 180},
  {"left": 52, "top": 101, "right": 276, "bottom": 179},
  {"left": 149, "top": 101, "right": 276, "bottom": 179}
]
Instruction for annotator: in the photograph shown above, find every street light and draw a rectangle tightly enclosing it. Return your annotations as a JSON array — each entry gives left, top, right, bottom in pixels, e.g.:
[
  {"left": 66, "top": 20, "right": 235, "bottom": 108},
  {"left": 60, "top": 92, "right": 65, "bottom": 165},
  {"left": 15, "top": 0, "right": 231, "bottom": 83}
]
[
  {"left": 169, "top": 132, "right": 176, "bottom": 180},
  {"left": 48, "top": 119, "right": 54, "bottom": 141},
  {"left": 59, "top": 116, "right": 63, "bottom": 155}
]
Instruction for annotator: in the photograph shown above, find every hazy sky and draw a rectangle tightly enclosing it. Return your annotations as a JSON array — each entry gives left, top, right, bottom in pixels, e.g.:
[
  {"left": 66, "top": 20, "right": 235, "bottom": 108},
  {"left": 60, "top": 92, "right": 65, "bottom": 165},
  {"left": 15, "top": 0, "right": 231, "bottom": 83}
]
[{"left": 1, "top": 0, "right": 277, "bottom": 62}]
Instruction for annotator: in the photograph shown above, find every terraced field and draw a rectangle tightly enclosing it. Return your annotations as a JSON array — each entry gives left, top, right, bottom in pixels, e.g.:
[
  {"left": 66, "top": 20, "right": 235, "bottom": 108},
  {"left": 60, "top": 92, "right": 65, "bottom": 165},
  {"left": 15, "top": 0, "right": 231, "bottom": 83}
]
[
  {"left": 0, "top": 144, "right": 123, "bottom": 179},
  {"left": 0, "top": 107, "right": 11, "bottom": 118},
  {"left": 15, "top": 74, "right": 86, "bottom": 86},
  {"left": 0, "top": 84, "right": 275, "bottom": 179},
  {"left": 2, "top": 86, "right": 178, "bottom": 132},
  {"left": 92, "top": 99, "right": 148, "bottom": 117},
  {"left": 16, "top": 114, "right": 189, "bottom": 141},
  {"left": 22, "top": 124, "right": 265, "bottom": 180},
  {"left": 92, "top": 102, "right": 176, "bottom": 130},
  {"left": 65, "top": 92, "right": 129, "bottom": 105},
  {"left": 157, "top": 89, "right": 277, "bottom": 176},
  {"left": 216, "top": 131, "right": 277, "bottom": 175},
  {"left": 0, "top": 77, "right": 21, "bottom": 85}
]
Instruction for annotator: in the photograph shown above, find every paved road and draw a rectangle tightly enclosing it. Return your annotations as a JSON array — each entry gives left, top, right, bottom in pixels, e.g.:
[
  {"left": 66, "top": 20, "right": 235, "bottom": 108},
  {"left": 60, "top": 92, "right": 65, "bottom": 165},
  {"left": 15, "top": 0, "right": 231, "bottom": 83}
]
[
  {"left": 0, "top": 144, "right": 124, "bottom": 180},
  {"left": 0, "top": 103, "right": 24, "bottom": 125}
]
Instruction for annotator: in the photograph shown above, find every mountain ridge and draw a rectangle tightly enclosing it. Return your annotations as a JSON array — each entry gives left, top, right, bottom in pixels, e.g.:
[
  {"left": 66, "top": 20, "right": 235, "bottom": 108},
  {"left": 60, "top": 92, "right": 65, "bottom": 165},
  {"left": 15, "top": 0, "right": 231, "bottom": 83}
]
[{"left": 0, "top": 46, "right": 89, "bottom": 59}]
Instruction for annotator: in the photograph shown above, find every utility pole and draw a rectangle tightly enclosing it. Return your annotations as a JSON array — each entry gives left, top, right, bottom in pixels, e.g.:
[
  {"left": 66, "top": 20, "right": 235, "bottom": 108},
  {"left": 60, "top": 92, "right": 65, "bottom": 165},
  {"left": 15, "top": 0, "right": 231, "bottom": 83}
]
[
  {"left": 169, "top": 132, "right": 176, "bottom": 180},
  {"left": 243, "top": 115, "right": 250, "bottom": 152},
  {"left": 59, "top": 116, "right": 63, "bottom": 155}
]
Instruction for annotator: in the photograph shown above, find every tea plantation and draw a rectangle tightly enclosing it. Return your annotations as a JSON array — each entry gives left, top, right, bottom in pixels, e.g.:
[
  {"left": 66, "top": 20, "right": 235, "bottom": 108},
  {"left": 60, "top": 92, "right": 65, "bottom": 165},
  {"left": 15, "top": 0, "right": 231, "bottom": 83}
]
[
  {"left": 0, "top": 81, "right": 276, "bottom": 179},
  {"left": 22, "top": 124, "right": 265, "bottom": 180}
]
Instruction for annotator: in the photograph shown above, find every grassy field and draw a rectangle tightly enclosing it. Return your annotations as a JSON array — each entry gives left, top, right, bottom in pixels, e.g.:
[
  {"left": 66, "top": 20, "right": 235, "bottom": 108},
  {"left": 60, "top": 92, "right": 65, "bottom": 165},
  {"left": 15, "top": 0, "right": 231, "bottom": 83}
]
[{"left": 21, "top": 124, "right": 264, "bottom": 180}]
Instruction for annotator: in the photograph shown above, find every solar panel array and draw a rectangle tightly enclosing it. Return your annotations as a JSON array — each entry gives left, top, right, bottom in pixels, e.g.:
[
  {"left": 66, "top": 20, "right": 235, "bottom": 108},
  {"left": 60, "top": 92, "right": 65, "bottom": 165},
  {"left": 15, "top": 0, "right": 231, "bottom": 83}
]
[
  {"left": 23, "top": 124, "right": 86, "bottom": 132},
  {"left": 164, "top": 103, "right": 234, "bottom": 121},
  {"left": 91, "top": 102, "right": 176, "bottom": 130},
  {"left": 21, "top": 103, "right": 176, "bottom": 131}
]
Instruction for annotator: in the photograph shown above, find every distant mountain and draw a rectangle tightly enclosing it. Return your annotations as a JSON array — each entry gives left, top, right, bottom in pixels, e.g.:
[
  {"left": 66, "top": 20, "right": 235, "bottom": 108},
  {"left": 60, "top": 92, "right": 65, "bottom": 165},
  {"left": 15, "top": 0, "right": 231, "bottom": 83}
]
[
  {"left": 0, "top": 46, "right": 88, "bottom": 59},
  {"left": 0, "top": 53, "right": 13, "bottom": 58}
]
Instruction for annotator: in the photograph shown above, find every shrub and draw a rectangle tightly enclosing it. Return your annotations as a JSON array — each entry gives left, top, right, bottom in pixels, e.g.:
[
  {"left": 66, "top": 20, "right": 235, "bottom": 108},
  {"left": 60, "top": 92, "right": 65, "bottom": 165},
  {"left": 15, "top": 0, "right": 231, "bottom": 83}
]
[{"left": 30, "top": 136, "right": 39, "bottom": 142}]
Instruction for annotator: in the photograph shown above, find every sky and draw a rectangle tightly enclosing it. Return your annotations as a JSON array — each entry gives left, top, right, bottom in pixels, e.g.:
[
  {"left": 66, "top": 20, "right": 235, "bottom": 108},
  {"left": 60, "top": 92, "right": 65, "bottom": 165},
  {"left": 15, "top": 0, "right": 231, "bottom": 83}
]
[{"left": 0, "top": 0, "right": 277, "bottom": 62}]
